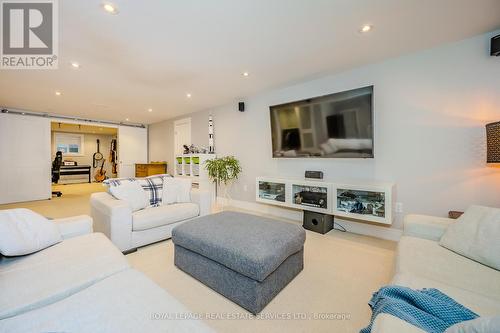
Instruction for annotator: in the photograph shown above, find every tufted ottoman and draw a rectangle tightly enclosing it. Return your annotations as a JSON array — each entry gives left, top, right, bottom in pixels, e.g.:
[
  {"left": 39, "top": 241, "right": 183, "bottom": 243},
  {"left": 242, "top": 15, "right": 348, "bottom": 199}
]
[{"left": 172, "top": 211, "right": 306, "bottom": 314}]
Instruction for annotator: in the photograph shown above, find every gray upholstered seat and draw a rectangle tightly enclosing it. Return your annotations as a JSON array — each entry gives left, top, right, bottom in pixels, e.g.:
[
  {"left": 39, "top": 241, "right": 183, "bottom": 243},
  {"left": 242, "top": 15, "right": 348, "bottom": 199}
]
[{"left": 172, "top": 211, "right": 306, "bottom": 313}]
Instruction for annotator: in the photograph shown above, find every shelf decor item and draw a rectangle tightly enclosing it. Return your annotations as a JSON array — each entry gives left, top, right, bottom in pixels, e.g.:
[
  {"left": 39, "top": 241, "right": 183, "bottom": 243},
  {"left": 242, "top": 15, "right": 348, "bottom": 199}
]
[
  {"left": 205, "top": 156, "right": 242, "bottom": 206},
  {"left": 208, "top": 115, "right": 215, "bottom": 154},
  {"left": 486, "top": 121, "right": 500, "bottom": 165}
]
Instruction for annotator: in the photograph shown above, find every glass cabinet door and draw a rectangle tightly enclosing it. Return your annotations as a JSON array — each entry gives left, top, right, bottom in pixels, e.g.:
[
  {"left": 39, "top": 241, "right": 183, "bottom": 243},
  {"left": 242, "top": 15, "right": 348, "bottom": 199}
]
[
  {"left": 292, "top": 184, "right": 328, "bottom": 209},
  {"left": 258, "top": 181, "right": 286, "bottom": 202},
  {"left": 336, "top": 189, "right": 385, "bottom": 217}
]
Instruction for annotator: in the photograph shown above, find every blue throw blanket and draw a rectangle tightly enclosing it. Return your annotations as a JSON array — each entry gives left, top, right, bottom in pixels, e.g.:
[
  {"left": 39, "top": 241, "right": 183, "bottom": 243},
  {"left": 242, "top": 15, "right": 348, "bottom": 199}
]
[{"left": 361, "top": 286, "right": 479, "bottom": 333}]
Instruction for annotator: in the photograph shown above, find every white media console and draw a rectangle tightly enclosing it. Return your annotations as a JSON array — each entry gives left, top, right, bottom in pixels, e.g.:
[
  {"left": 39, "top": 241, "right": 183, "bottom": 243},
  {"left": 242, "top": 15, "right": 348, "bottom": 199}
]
[{"left": 256, "top": 176, "right": 395, "bottom": 225}]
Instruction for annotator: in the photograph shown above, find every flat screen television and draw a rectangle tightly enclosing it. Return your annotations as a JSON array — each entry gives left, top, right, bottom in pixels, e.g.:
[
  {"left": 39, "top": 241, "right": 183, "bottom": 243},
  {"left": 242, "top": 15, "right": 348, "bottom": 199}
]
[{"left": 270, "top": 86, "right": 373, "bottom": 158}]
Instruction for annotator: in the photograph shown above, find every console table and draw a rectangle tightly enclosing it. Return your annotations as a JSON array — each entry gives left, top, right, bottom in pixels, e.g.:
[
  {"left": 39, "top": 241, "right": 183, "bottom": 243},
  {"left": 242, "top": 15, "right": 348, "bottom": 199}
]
[
  {"left": 59, "top": 165, "right": 91, "bottom": 183},
  {"left": 135, "top": 163, "right": 167, "bottom": 177},
  {"left": 256, "top": 177, "right": 395, "bottom": 225}
]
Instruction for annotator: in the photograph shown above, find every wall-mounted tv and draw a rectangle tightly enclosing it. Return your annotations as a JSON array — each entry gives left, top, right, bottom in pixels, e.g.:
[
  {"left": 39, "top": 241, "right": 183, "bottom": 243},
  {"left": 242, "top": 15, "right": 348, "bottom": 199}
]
[{"left": 270, "top": 86, "right": 373, "bottom": 158}]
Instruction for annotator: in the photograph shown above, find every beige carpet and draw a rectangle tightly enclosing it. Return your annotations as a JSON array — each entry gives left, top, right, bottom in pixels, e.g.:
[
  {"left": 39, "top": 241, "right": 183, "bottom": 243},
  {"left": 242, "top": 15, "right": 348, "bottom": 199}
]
[
  {"left": 0, "top": 183, "right": 105, "bottom": 218},
  {"left": 1, "top": 183, "right": 397, "bottom": 332}
]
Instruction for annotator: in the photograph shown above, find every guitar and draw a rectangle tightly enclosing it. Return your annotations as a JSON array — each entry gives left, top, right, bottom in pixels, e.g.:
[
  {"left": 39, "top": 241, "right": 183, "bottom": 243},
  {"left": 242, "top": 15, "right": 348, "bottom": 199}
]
[
  {"left": 93, "top": 139, "right": 103, "bottom": 168},
  {"left": 94, "top": 159, "right": 107, "bottom": 182},
  {"left": 109, "top": 139, "right": 117, "bottom": 174}
]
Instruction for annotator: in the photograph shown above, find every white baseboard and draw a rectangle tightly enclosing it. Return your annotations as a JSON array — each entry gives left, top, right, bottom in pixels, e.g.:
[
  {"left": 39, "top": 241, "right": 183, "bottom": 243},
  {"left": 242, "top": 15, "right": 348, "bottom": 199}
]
[{"left": 217, "top": 197, "right": 402, "bottom": 242}]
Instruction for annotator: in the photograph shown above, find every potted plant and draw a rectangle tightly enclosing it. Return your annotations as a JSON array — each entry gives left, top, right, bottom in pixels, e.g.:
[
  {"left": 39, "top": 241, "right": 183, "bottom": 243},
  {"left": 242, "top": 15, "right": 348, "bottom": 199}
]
[{"left": 204, "top": 156, "right": 242, "bottom": 207}]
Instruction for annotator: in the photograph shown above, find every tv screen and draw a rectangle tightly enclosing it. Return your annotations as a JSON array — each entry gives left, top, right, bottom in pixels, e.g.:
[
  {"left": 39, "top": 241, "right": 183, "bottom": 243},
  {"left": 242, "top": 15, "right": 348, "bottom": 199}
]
[{"left": 270, "top": 86, "right": 373, "bottom": 158}]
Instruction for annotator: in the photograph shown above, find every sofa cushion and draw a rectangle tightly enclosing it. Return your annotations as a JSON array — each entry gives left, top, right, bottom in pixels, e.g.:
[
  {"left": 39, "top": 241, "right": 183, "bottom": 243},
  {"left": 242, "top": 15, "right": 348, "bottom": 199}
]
[
  {"left": 132, "top": 203, "right": 199, "bottom": 231},
  {"left": 0, "top": 269, "right": 213, "bottom": 333},
  {"left": 371, "top": 313, "right": 426, "bottom": 333},
  {"left": 0, "top": 208, "right": 62, "bottom": 256},
  {"left": 445, "top": 316, "right": 500, "bottom": 333},
  {"left": 0, "top": 233, "right": 129, "bottom": 319},
  {"left": 439, "top": 205, "right": 500, "bottom": 271},
  {"left": 172, "top": 211, "right": 306, "bottom": 282},
  {"left": 396, "top": 236, "right": 500, "bottom": 301},
  {"left": 393, "top": 273, "right": 500, "bottom": 316},
  {"left": 109, "top": 181, "right": 149, "bottom": 212},
  {"left": 162, "top": 177, "right": 192, "bottom": 204},
  {"left": 104, "top": 174, "right": 170, "bottom": 206}
]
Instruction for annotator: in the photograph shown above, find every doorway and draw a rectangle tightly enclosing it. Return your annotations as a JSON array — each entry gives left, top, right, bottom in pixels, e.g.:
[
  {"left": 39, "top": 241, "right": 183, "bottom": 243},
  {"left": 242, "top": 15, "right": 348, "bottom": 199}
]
[
  {"left": 51, "top": 122, "right": 118, "bottom": 186},
  {"left": 174, "top": 118, "right": 191, "bottom": 158}
]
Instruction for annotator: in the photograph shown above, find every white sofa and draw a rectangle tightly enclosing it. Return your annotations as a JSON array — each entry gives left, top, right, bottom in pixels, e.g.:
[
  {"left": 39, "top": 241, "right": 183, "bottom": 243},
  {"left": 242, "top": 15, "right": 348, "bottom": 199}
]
[
  {"left": 372, "top": 214, "right": 500, "bottom": 333},
  {"left": 91, "top": 188, "right": 211, "bottom": 252},
  {"left": 0, "top": 215, "right": 212, "bottom": 333}
]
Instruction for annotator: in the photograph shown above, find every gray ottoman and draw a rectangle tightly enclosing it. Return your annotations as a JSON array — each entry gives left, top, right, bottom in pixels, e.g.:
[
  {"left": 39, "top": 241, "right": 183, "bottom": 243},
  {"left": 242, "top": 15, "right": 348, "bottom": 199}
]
[{"left": 172, "top": 211, "right": 306, "bottom": 314}]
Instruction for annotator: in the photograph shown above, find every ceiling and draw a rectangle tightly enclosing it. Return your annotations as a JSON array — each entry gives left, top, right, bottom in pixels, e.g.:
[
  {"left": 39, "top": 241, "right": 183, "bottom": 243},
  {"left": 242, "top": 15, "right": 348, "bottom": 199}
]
[
  {"left": 51, "top": 122, "right": 117, "bottom": 135},
  {"left": 1, "top": 0, "right": 499, "bottom": 124}
]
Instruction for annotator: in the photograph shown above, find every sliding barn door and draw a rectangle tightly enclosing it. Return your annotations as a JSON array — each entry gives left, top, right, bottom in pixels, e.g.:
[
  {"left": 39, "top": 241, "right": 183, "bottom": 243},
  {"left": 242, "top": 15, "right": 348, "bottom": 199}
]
[
  {"left": 0, "top": 114, "right": 51, "bottom": 204},
  {"left": 117, "top": 126, "right": 148, "bottom": 178}
]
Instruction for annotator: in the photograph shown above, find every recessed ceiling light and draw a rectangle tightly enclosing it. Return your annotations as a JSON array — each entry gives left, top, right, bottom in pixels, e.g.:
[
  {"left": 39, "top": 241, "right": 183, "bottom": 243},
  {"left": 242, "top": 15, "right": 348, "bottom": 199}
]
[
  {"left": 186, "top": 93, "right": 192, "bottom": 98},
  {"left": 242, "top": 72, "right": 249, "bottom": 77},
  {"left": 148, "top": 108, "right": 153, "bottom": 112},
  {"left": 125, "top": 118, "right": 130, "bottom": 121},
  {"left": 360, "top": 24, "right": 372, "bottom": 33},
  {"left": 70, "top": 61, "right": 80, "bottom": 69},
  {"left": 102, "top": 3, "right": 118, "bottom": 14},
  {"left": 55, "top": 91, "right": 61, "bottom": 96}
]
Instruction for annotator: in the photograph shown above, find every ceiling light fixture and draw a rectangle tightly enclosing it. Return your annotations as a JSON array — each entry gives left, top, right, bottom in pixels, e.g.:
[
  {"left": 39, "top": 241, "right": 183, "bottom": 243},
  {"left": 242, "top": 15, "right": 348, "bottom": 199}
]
[
  {"left": 360, "top": 24, "right": 372, "bottom": 33},
  {"left": 148, "top": 108, "right": 153, "bottom": 112},
  {"left": 55, "top": 91, "right": 62, "bottom": 96},
  {"left": 125, "top": 118, "right": 130, "bottom": 121},
  {"left": 102, "top": 2, "right": 119, "bottom": 14},
  {"left": 70, "top": 62, "right": 80, "bottom": 69},
  {"left": 186, "top": 93, "right": 192, "bottom": 98},
  {"left": 242, "top": 72, "right": 249, "bottom": 77}
]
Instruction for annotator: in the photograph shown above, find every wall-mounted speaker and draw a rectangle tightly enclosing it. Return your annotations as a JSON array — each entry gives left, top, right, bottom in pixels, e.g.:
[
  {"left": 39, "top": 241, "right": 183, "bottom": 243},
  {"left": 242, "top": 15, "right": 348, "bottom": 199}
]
[
  {"left": 305, "top": 170, "right": 323, "bottom": 179},
  {"left": 491, "top": 34, "right": 500, "bottom": 56},
  {"left": 238, "top": 102, "right": 245, "bottom": 112}
]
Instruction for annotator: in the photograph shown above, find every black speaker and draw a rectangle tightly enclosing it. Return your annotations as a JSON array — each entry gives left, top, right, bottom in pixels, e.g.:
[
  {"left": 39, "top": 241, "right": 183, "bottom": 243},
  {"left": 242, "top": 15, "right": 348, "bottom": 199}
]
[
  {"left": 305, "top": 170, "right": 323, "bottom": 179},
  {"left": 491, "top": 35, "right": 500, "bottom": 56},
  {"left": 303, "top": 211, "right": 333, "bottom": 234},
  {"left": 238, "top": 102, "right": 245, "bottom": 112}
]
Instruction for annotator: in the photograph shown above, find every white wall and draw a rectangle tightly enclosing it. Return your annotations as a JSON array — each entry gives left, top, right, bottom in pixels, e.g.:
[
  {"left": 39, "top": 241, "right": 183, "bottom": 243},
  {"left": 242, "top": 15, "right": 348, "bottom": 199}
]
[
  {"left": 0, "top": 114, "right": 51, "bottom": 204},
  {"left": 149, "top": 31, "right": 500, "bottom": 229},
  {"left": 148, "top": 120, "right": 173, "bottom": 173}
]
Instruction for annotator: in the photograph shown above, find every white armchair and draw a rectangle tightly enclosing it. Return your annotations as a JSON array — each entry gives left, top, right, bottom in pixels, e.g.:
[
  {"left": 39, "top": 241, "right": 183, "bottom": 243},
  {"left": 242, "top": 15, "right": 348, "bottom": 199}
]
[{"left": 90, "top": 188, "right": 212, "bottom": 252}]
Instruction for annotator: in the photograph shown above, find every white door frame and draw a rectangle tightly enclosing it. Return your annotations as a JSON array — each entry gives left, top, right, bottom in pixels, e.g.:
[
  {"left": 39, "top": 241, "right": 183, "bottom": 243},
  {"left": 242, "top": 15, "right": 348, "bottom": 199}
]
[{"left": 173, "top": 117, "right": 192, "bottom": 160}]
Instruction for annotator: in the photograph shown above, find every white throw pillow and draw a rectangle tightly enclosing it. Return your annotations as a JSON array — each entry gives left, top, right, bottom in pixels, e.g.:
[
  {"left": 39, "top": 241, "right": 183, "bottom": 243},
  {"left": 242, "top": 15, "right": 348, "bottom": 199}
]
[
  {"left": 109, "top": 181, "right": 149, "bottom": 212},
  {"left": 439, "top": 205, "right": 500, "bottom": 270},
  {"left": 162, "top": 177, "right": 192, "bottom": 205},
  {"left": 0, "top": 208, "right": 62, "bottom": 256},
  {"left": 445, "top": 316, "right": 500, "bottom": 333}
]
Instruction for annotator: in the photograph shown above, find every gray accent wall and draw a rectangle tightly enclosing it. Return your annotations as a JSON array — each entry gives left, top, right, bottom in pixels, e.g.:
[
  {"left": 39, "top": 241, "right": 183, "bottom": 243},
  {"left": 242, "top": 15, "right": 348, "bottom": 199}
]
[{"left": 149, "top": 31, "right": 500, "bottom": 229}]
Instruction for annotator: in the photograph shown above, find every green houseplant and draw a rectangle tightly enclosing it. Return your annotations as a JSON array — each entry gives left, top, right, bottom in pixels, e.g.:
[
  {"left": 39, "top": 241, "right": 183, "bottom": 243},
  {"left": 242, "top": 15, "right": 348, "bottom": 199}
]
[{"left": 204, "top": 156, "right": 242, "bottom": 206}]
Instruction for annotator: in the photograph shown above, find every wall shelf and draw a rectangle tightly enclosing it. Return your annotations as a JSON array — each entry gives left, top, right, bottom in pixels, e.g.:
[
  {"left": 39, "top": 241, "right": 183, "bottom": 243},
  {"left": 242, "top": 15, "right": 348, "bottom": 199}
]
[
  {"left": 174, "top": 154, "right": 216, "bottom": 191},
  {"left": 256, "top": 176, "right": 394, "bottom": 225}
]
